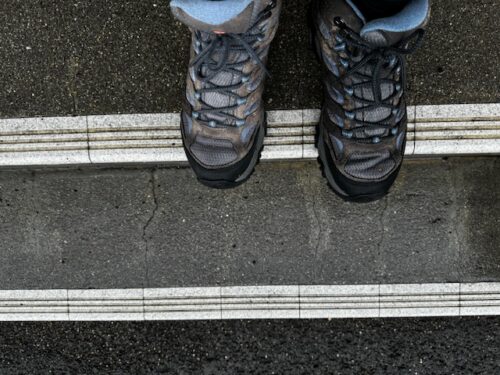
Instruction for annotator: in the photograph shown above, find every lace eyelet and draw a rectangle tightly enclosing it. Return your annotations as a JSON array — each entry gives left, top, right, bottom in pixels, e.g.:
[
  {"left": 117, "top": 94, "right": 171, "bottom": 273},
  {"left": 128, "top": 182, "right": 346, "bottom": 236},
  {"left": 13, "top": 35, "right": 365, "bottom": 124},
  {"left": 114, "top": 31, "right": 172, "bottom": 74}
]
[
  {"left": 236, "top": 119, "right": 245, "bottom": 127},
  {"left": 372, "top": 136, "right": 381, "bottom": 144},
  {"left": 335, "top": 34, "right": 343, "bottom": 43},
  {"left": 334, "top": 43, "right": 346, "bottom": 52},
  {"left": 342, "top": 129, "right": 353, "bottom": 139},
  {"left": 241, "top": 75, "right": 250, "bottom": 83},
  {"left": 344, "top": 86, "right": 354, "bottom": 96},
  {"left": 391, "top": 127, "right": 398, "bottom": 135},
  {"left": 237, "top": 98, "right": 247, "bottom": 105},
  {"left": 194, "top": 92, "right": 201, "bottom": 100},
  {"left": 340, "top": 58, "right": 349, "bottom": 69},
  {"left": 345, "top": 111, "right": 355, "bottom": 120},
  {"left": 208, "top": 120, "right": 217, "bottom": 127},
  {"left": 334, "top": 114, "right": 345, "bottom": 128},
  {"left": 323, "top": 51, "right": 340, "bottom": 77},
  {"left": 330, "top": 63, "right": 340, "bottom": 77},
  {"left": 328, "top": 86, "right": 344, "bottom": 105},
  {"left": 334, "top": 17, "right": 346, "bottom": 28},
  {"left": 388, "top": 56, "right": 397, "bottom": 68},
  {"left": 192, "top": 111, "right": 199, "bottom": 119},
  {"left": 267, "top": 0, "right": 277, "bottom": 9}
]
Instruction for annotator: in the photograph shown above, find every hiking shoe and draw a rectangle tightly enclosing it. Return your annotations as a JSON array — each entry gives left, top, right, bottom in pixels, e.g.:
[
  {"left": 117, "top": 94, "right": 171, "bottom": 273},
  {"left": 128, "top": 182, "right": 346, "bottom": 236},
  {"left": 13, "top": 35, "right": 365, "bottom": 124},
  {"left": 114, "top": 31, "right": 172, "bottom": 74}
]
[
  {"left": 311, "top": 0, "right": 429, "bottom": 201},
  {"left": 171, "top": 0, "right": 282, "bottom": 188}
]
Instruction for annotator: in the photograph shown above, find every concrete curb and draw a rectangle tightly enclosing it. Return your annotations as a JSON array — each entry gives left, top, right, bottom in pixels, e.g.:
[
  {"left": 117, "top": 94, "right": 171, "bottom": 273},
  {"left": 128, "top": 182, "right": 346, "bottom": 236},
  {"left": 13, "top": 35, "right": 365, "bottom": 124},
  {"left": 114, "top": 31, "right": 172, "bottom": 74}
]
[
  {"left": 1, "top": 283, "right": 499, "bottom": 321},
  {"left": 0, "top": 103, "right": 498, "bottom": 167}
]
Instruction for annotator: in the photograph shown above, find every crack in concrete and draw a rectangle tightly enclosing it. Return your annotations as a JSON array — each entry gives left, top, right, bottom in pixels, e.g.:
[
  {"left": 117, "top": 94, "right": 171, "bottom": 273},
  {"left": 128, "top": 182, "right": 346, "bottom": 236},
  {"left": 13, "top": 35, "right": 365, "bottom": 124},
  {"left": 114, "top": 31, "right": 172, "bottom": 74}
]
[
  {"left": 142, "top": 169, "right": 159, "bottom": 288},
  {"left": 71, "top": 92, "right": 78, "bottom": 114},
  {"left": 66, "top": 56, "right": 80, "bottom": 115},
  {"left": 27, "top": 171, "right": 61, "bottom": 281},
  {"left": 447, "top": 161, "right": 465, "bottom": 280},
  {"left": 301, "top": 168, "right": 332, "bottom": 279},
  {"left": 311, "top": 183, "right": 323, "bottom": 260},
  {"left": 376, "top": 196, "right": 390, "bottom": 277},
  {"left": 85, "top": 116, "right": 93, "bottom": 164},
  {"left": 296, "top": 167, "right": 326, "bottom": 280},
  {"left": 310, "top": 184, "right": 328, "bottom": 280}
]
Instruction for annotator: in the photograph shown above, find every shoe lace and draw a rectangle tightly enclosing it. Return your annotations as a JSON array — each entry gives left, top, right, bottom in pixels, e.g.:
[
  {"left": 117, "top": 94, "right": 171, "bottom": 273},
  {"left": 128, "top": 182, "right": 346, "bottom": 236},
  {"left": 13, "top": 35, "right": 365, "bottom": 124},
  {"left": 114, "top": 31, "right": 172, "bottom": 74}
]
[
  {"left": 190, "top": 14, "right": 272, "bottom": 128},
  {"left": 331, "top": 17, "right": 425, "bottom": 143}
]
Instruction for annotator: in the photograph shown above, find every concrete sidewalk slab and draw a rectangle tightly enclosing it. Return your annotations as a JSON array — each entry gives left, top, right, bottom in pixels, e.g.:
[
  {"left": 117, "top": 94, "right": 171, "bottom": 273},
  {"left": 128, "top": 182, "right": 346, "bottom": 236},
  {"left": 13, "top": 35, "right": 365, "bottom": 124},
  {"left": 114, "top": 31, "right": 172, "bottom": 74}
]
[{"left": 0, "top": 157, "right": 498, "bottom": 290}]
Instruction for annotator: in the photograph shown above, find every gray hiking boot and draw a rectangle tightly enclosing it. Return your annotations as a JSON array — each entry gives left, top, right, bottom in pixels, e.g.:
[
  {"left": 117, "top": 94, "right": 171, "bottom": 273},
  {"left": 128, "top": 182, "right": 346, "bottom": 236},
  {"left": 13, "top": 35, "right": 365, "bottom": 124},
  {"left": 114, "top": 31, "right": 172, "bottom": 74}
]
[
  {"left": 171, "top": 0, "right": 282, "bottom": 188},
  {"left": 311, "top": 0, "right": 429, "bottom": 201}
]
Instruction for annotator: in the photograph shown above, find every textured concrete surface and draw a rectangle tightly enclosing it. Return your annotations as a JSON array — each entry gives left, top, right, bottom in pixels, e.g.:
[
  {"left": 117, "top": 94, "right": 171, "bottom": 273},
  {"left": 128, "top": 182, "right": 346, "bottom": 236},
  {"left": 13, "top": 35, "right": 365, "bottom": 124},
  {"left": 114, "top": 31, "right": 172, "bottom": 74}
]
[
  {"left": 0, "top": 169, "right": 152, "bottom": 289},
  {"left": 0, "top": 157, "right": 498, "bottom": 290},
  {"left": 0, "top": 318, "right": 499, "bottom": 373},
  {"left": 0, "top": 0, "right": 498, "bottom": 118}
]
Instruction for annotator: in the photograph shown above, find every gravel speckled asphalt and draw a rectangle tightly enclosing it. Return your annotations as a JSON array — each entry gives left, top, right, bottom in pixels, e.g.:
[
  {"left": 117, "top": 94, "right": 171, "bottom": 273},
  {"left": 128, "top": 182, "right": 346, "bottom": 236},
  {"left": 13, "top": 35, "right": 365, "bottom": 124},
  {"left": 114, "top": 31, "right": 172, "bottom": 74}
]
[
  {"left": 0, "top": 2, "right": 499, "bottom": 372},
  {"left": 0, "top": 0, "right": 499, "bottom": 118},
  {"left": 1, "top": 318, "right": 500, "bottom": 374}
]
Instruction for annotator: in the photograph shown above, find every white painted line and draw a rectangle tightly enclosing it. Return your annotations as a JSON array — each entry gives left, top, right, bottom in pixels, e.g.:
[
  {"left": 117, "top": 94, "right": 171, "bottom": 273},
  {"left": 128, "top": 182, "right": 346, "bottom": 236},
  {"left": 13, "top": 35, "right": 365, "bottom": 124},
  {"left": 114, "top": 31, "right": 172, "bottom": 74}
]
[
  {"left": 0, "top": 289, "right": 68, "bottom": 321},
  {"left": 0, "top": 103, "right": 498, "bottom": 167},
  {"left": 68, "top": 289, "right": 144, "bottom": 321},
  {"left": 2, "top": 282, "right": 500, "bottom": 321},
  {"left": 415, "top": 103, "right": 500, "bottom": 122},
  {"left": 144, "top": 287, "right": 221, "bottom": 320},
  {"left": 299, "top": 285, "right": 379, "bottom": 319},
  {"left": 379, "top": 283, "right": 460, "bottom": 317},
  {"left": 221, "top": 285, "right": 299, "bottom": 319},
  {"left": 460, "top": 283, "right": 500, "bottom": 316}
]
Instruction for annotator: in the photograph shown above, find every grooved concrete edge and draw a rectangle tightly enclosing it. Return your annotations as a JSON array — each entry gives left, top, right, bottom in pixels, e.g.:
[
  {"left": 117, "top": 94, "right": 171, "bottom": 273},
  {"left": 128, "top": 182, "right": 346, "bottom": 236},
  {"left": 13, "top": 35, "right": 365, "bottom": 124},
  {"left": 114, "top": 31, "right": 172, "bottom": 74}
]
[
  {"left": 1, "top": 283, "right": 500, "bottom": 321},
  {"left": 0, "top": 103, "right": 499, "bottom": 167}
]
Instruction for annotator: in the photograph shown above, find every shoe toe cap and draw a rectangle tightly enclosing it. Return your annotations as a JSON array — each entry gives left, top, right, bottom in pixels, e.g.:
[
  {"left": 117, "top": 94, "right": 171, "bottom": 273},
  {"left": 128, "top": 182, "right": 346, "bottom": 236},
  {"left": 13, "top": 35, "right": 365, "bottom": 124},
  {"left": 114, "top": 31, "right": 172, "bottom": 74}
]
[
  {"left": 189, "top": 136, "right": 239, "bottom": 168},
  {"left": 343, "top": 149, "right": 397, "bottom": 180},
  {"left": 322, "top": 134, "right": 404, "bottom": 202}
]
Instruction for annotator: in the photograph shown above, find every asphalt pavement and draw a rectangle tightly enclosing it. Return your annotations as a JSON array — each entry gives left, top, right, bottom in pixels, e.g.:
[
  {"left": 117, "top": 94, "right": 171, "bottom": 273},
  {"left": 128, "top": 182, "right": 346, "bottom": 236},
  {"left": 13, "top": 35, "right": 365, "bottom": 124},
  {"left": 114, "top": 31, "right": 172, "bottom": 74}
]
[
  {"left": 0, "top": 0, "right": 499, "bottom": 118},
  {"left": 1, "top": 318, "right": 500, "bottom": 374}
]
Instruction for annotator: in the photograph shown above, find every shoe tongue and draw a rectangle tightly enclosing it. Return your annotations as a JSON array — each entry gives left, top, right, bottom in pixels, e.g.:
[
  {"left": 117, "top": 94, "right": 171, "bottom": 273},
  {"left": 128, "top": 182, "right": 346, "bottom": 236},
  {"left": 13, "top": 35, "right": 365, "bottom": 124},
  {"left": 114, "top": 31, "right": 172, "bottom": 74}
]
[
  {"left": 359, "top": 0, "right": 430, "bottom": 47},
  {"left": 171, "top": 0, "right": 257, "bottom": 34}
]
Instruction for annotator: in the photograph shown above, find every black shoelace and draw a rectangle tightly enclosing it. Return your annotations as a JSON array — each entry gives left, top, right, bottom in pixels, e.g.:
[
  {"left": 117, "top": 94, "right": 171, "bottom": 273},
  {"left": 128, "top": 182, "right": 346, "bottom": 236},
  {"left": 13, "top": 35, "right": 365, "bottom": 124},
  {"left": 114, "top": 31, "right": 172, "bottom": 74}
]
[
  {"left": 332, "top": 17, "right": 425, "bottom": 142},
  {"left": 190, "top": 14, "right": 272, "bottom": 128}
]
